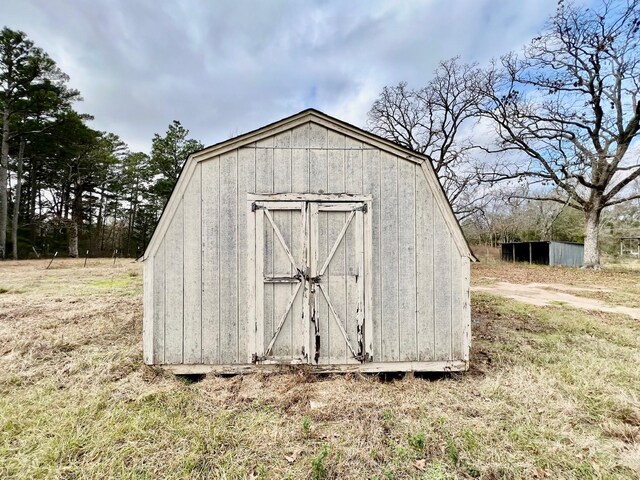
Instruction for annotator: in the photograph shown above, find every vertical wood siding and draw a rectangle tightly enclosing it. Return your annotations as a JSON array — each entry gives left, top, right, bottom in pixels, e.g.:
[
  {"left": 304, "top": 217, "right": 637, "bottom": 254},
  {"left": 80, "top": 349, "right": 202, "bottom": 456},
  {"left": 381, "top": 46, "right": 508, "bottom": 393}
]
[
  {"left": 145, "top": 121, "right": 469, "bottom": 365},
  {"left": 201, "top": 158, "right": 220, "bottom": 363},
  {"left": 327, "top": 130, "right": 346, "bottom": 363},
  {"left": 219, "top": 151, "right": 238, "bottom": 363},
  {"left": 183, "top": 163, "right": 202, "bottom": 363},
  {"left": 164, "top": 200, "right": 184, "bottom": 364},
  {"left": 273, "top": 131, "right": 293, "bottom": 357}
]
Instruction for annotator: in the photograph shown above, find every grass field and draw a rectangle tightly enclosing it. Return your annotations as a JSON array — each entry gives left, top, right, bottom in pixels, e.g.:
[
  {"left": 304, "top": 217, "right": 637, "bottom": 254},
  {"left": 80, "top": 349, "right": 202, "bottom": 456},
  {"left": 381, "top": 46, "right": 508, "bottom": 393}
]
[{"left": 1, "top": 259, "right": 639, "bottom": 479}]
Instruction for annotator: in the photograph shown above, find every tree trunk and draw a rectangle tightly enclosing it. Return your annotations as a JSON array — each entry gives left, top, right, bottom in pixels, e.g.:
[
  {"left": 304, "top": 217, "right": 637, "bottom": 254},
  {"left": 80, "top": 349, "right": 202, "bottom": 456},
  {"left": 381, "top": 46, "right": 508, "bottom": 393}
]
[
  {"left": 0, "top": 109, "right": 10, "bottom": 258},
  {"left": 68, "top": 187, "right": 83, "bottom": 258},
  {"left": 28, "top": 159, "right": 38, "bottom": 247},
  {"left": 583, "top": 208, "right": 602, "bottom": 269},
  {"left": 68, "top": 220, "right": 79, "bottom": 258},
  {"left": 11, "top": 138, "right": 25, "bottom": 259},
  {"left": 97, "top": 184, "right": 105, "bottom": 253}
]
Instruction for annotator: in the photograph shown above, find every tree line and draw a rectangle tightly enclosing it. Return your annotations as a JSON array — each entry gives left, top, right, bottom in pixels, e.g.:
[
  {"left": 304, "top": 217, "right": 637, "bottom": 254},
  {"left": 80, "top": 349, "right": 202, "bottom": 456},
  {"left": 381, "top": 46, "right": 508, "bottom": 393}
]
[
  {"left": 2, "top": 0, "right": 639, "bottom": 269},
  {"left": 0, "top": 27, "right": 203, "bottom": 259},
  {"left": 368, "top": 0, "right": 640, "bottom": 268}
]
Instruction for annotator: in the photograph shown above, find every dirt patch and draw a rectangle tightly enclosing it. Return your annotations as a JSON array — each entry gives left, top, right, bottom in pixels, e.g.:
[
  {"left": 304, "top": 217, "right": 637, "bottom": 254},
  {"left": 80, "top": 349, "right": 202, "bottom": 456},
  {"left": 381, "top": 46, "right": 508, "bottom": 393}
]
[
  {"left": 473, "top": 281, "right": 640, "bottom": 320},
  {"left": 473, "top": 262, "right": 640, "bottom": 289}
]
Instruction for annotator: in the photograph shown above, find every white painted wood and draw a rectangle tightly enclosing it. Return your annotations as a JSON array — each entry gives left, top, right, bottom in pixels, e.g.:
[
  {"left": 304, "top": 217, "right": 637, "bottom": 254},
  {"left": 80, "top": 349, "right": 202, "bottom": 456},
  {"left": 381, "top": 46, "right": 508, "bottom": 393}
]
[
  {"left": 354, "top": 209, "right": 365, "bottom": 359},
  {"left": 255, "top": 201, "right": 306, "bottom": 210},
  {"left": 300, "top": 204, "right": 310, "bottom": 361},
  {"left": 238, "top": 146, "right": 255, "bottom": 363},
  {"left": 418, "top": 161, "right": 472, "bottom": 259},
  {"left": 309, "top": 123, "right": 328, "bottom": 194},
  {"left": 362, "top": 148, "right": 381, "bottom": 361},
  {"left": 345, "top": 143, "right": 363, "bottom": 361},
  {"left": 183, "top": 163, "right": 202, "bottom": 364},
  {"left": 290, "top": 129, "right": 309, "bottom": 357},
  {"left": 253, "top": 205, "right": 309, "bottom": 359},
  {"left": 451, "top": 249, "right": 463, "bottom": 360},
  {"left": 270, "top": 208, "right": 293, "bottom": 358},
  {"left": 255, "top": 137, "right": 273, "bottom": 359},
  {"left": 363, "top": 200, "right": 374, "bottom": 359},
  {"left": 264, "top": 208, "right": 298, "bottom": 269},
  {"left": 265, "top": 281, "right": 303, "bottom": 356},
  {"left": 246, "top": 198, "right": 256, "bottom": 362},
  {"left": 152, "top": 241, "right": 165, "bottom": 363},
  {"left": 318, "top": 209, "right": 355, "bottom": 276},
  {"left": 309, "top": 202, "right": 320, "bottom": 364},
  {"left": 434, "top": 214, "right": 452, "bottom": 361},
  {"left": 291, "top": 123, "right": 310, "bottom": 194},
  {"left": 254, "top": 207, "right": 265, "bottom": 359},
  {"left": 219, "top": 151, "right": 238, "bottom": 363},
  {"left": 164, "top": 200, "right": 184, "bottom": 364},
  {"left": 416, "top": 181, "right": 435, "bottom": 361},
  {"left": 249, "top": 198, "right": 368, "bottom": 365},
  {"left": 398, "top": 161, "right": 417, "bottom": 361},
  {"left": 380, "top": 152, "right": 399, "bottom": 362},
  {"left": 145, "top": 110, "right": 473, "bottom": 264},
  {"left": 326, "top": 209, "right": 345, "bottom": 364},
  {"left": 317, "top": 284, "right": 358, "bottom": 359},
  {"left": 143, "top": 153, "right": 198, "bottom": 261},
  {"left": 316, "top": 203, "right": 362, "bottom": 211},
  {"left": 272, "top": 131, "right": 294, "bottom": 357},
  {"left": 248, "top": 193, "right": 372, "bottom": 202},
  {"left": 315, "top": 209, "right": 330, "bottom": 364},
  {"left": 345, "top": 136, "right": 363, "bottom": 194},
  {"left": 143, "top": 254, "right": 154, "bottom": 364},
  {"left": 144, "top": 111, "right": 473, "bottom": 372},
  {"left": 462, "top": 256, "right": 471, "bottom": 362},
  {"left": 190, "top": 111, "right": 424, "bottom": 166},
  {"left": 202, "top": 159, "right": 220, "bottom": 364},
  {"left": 319, "top": 178, "right": 350, "bottom": 362},
  {"left": 165, "top": 360, "right": 468, "bottom": 375}
]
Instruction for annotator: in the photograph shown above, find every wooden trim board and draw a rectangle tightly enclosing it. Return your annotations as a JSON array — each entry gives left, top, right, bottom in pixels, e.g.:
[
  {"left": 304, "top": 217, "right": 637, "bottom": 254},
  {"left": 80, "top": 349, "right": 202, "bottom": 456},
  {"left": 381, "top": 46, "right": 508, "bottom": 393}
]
[
  {"left": 164, "top": 360, "right": 469, "bottom": 375},
  {"left": 248, "top": 193, "right": 372, "bottom": 202}
]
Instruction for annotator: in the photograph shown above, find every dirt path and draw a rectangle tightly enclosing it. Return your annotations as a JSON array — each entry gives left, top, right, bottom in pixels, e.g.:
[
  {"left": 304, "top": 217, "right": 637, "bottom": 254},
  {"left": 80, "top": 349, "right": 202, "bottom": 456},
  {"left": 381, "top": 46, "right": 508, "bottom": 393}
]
[{"left": 473, "top": 281, "right": 640, "bottom": 320}]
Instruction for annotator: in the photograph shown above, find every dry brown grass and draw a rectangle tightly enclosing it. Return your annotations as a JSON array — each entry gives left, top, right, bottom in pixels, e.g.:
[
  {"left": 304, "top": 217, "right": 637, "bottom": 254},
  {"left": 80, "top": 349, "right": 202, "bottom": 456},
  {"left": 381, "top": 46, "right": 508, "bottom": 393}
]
[
  {"left": 474, "top": 261, "right": 640, "bottom": 309},
  {"left": 1, "top": 259, "right": 639, "bottom": 479}
]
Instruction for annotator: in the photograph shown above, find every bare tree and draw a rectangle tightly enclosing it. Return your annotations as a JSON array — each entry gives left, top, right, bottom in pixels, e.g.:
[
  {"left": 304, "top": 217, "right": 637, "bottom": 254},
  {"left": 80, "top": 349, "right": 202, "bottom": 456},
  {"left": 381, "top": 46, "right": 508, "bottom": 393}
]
[
  {"left": 368, "top": 58, "right": 490, "bottom": 219},
  {"left": 478, "top": 0, "right": 640, "bottom": 268}
]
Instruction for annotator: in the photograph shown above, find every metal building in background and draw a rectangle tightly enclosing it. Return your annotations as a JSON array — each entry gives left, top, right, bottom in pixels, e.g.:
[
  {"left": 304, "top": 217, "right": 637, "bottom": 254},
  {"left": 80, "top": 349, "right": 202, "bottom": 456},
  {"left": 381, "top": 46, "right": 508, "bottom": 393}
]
[{"left": 501, "top": 241, "right": 584, "bottom": 267}]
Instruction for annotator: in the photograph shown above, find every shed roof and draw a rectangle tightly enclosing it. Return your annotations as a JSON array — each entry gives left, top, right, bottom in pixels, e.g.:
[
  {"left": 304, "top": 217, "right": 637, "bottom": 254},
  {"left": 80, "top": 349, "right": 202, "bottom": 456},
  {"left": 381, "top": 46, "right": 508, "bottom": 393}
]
[{"left": 143, "top": 109, "right": 475, "bottom": 261}]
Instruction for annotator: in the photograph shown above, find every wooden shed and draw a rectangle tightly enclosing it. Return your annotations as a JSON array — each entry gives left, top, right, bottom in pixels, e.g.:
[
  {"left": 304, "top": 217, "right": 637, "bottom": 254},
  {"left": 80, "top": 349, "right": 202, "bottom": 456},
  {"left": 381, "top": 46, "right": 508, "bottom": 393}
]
[{"left": 142, "top": 109, "right": 473, "bottom": 374}]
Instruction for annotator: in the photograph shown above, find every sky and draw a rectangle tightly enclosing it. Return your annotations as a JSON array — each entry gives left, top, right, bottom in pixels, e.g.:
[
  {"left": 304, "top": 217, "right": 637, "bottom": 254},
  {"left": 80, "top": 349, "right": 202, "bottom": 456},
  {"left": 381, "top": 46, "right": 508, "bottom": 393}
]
[{"left": 3, "top": 0, "right": 572, "bottom": 153}]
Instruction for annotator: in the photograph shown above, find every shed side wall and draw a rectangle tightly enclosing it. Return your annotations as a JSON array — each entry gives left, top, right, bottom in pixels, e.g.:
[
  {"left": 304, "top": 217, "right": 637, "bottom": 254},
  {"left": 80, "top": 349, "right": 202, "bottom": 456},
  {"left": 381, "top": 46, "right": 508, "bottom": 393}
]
[{"left": 144, "top": 122, "right": 469, "bottom": 365}]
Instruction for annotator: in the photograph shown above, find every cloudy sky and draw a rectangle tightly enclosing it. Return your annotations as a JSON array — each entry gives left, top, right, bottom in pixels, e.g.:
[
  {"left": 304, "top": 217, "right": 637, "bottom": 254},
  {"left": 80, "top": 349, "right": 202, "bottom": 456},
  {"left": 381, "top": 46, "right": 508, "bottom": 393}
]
[{"left": 4, "top": 0, "right": 581, "bottom": 153}]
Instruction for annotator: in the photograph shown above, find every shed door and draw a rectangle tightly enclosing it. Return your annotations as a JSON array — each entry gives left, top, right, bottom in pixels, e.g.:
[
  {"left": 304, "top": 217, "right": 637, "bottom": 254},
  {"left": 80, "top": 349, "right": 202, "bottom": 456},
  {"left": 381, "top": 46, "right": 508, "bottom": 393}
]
[
  {"left": 251, "top": 201, "right": 309, "bottom": 364},
  {"left": 249, "top": 199, "right": 371, "bottom": 365},
  {"left": 310, "top": 202, "right": 368, "bottom": 364}
]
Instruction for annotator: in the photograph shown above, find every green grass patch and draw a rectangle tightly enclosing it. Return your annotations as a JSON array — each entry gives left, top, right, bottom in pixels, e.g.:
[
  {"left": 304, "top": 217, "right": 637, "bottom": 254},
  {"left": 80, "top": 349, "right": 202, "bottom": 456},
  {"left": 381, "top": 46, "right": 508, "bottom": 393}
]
[{"left": 1, "top": 262, "right": 639, "bottom": 478}]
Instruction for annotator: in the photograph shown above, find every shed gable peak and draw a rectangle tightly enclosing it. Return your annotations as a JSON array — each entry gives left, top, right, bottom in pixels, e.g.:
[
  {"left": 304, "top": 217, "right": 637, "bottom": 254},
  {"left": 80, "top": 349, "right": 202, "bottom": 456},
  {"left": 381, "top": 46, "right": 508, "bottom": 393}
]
[{"left": 144, "top": 109, "right": 474, "bottom": 261}]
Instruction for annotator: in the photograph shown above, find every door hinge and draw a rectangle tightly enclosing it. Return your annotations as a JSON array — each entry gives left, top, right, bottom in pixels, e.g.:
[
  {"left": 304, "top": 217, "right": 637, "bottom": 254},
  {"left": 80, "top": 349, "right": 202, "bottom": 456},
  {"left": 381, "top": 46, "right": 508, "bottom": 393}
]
[
  {"left": 251, "top": 353, "right": 266, "bottom": 363},
  {"left": 251, "top": 202, "right": 265, "bottom": 212},
  {"left": 354, "top": 204, "right": 368, "bottom": 213}
]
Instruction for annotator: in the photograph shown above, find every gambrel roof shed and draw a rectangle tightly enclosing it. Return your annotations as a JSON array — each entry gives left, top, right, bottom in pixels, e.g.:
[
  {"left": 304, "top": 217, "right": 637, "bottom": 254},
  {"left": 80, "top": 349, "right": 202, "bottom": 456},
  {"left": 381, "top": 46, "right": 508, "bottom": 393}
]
[{"left": 143, "top": 109, "right": 472, "bottom": 374}]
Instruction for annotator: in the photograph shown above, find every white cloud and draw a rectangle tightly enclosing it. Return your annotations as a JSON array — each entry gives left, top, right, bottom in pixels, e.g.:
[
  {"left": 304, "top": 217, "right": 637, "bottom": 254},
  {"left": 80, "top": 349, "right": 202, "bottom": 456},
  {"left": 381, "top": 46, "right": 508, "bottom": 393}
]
[{"left": 2, "top": 0, "right": 562, "bottom": 153}]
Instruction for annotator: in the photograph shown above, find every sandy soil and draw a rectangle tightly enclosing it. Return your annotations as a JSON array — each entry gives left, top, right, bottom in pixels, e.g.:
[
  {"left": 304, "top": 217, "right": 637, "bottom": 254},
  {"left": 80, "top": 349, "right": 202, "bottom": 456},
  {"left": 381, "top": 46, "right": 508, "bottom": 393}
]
[{"left": 473, "top": 281, "right": 640, "bottom": 320}]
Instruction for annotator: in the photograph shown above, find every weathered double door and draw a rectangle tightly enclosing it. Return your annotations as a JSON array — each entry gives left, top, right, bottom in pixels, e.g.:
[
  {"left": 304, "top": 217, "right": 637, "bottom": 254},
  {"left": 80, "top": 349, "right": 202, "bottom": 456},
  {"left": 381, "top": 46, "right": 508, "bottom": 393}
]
[{"left": 248, "top": 196, "right": 372, "bottom": 365}]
